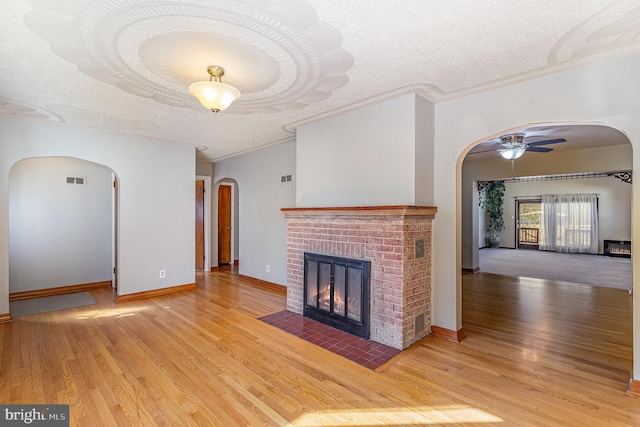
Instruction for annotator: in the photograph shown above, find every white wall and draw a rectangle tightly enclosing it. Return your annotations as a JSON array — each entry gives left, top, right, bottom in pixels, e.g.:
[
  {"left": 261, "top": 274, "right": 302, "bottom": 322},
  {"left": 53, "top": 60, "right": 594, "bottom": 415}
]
[
  {"left": 0, "top": 117, "right": 195, "bottom": 315},
  {"left": 9, "top": 157, "right": 113, "bottom": 292},
  {"left": 196, "top": 161, "right": 213, "bottom": 177},
  {"left": 213, "top": 140, "right": 296, "bottom": 285},
  {"left": 296, "top": 93, "right": 435, "bottom": 207},
  {"left": 433, "top": 52, "right": 640, "bottom": 378},
  {"left": 499, "top": 177, "right": 631, "bottom": 252},
  {"left": 415, "top": 95, "right": 435, "bottom": 205}
]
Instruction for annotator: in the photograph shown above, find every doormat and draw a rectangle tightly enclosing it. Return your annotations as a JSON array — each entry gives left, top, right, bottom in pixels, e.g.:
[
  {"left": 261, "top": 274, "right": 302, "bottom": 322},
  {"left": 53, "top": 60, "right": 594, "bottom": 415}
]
[
  {"left": 10, "top": 292, "right": 96, "bottom": 317},
  {"left": 259, "top": 310, "right": 401, "bottom": 370}
]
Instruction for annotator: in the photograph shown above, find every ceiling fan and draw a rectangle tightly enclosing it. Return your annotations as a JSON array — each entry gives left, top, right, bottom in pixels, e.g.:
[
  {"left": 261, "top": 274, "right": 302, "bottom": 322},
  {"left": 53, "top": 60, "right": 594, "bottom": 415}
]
[{"left": 473, "top": 133, "right": 567, "bottom": 160}]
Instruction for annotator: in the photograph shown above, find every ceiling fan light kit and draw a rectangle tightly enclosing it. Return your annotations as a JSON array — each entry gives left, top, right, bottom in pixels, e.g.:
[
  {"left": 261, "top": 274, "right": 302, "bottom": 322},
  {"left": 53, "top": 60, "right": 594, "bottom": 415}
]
[
  {"left": 468, "top": 130, "right": 568, "bottom": 159},
  {"left": 498, "top": 133, "right": 526, "bottom": 159},
  {"left": 189, "top": 65, "right": 241, "bottom": 113},
  {"left": 498, "top": 146, "right": 526, "bottom": 160}
]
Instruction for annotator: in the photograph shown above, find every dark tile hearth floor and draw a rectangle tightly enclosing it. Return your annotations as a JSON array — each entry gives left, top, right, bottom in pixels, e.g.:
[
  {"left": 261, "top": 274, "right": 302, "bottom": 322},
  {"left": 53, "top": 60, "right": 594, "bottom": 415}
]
[{"left": 259, "top": 310, "right": 401, "bottom": 370}]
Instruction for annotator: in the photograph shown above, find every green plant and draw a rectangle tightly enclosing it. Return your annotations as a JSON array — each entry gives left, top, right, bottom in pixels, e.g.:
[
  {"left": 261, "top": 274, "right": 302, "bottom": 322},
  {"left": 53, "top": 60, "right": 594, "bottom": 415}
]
[{"left": 479, "top": 181, "right": 505, "bottom": 237}]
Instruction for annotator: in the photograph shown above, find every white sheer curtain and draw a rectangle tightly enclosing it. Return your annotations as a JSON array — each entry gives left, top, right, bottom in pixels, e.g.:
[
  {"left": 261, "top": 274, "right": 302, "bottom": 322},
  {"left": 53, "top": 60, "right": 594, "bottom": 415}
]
[{"left": 539, "top": 194, "right": 599, "bottom": 254}]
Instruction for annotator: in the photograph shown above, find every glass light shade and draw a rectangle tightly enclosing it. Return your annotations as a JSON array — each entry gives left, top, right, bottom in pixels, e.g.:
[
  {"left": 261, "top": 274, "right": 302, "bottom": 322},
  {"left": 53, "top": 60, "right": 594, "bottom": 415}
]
[
  {"left": 499, "top": 147, "right": 526, "bottom": 160},
  {"left": 188, "top": 81, "right": 241, "bottom": 112}
]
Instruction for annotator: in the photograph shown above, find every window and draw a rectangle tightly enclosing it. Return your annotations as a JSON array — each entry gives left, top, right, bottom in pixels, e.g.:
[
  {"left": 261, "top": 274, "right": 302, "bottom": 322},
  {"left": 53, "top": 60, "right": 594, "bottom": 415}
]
[{"left": 539, "top": 194, "right": 599, "bottom": 254}]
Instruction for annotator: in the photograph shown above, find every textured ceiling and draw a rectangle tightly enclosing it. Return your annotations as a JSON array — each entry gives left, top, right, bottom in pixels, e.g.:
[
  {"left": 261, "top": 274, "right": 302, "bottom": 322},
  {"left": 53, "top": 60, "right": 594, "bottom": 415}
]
[{"left": 1, "top": 0, "right": 639, "bottom": 161}]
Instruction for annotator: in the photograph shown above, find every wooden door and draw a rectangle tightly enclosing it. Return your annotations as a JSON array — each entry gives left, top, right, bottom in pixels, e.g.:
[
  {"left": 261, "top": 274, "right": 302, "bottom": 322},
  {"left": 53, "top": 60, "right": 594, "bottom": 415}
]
[
  {"left": 218, "top": 185, "right": 232, "bottom": 265},
  {"left": 195, "top": 180, "right": 205, "bottom": 270}
]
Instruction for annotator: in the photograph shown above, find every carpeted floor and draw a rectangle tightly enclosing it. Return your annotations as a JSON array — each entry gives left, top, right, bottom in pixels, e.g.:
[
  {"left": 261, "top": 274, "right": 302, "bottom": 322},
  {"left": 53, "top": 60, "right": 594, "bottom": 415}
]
[
  {"left": 10, "top": 291, "right": 96, "bottom": 317},
  {"left": 479, "top": 248, "right": 632, "bottom": 290}
]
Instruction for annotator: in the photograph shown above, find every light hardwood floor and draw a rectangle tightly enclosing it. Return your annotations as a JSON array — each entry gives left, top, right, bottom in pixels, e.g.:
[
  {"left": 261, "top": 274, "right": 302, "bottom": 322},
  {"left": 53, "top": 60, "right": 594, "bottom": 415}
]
[{"left": 1, "top": 269, "right": 639, "bottom": 426}]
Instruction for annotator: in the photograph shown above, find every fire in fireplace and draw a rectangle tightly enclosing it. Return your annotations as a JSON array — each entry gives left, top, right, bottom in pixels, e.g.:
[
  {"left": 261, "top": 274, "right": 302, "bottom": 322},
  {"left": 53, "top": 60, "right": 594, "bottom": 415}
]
[{"left": 303, "top": 252, "right": 370, "bottom": 338}]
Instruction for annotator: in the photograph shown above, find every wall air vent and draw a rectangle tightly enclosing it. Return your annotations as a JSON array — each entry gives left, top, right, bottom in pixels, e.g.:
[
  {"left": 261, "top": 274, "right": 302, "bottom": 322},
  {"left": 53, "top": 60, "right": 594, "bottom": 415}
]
[
  {"left": 66, "top": 176, "right": 86, "bottom": 185},
  {"left": 280, "top": 174, "right": 293, "bottom": 184},
  {"left": 415, "top": 239, "right": 425, "bottom": 259},
  {"left": 415, "top": 313, "right": 425, "bottom": 336}
]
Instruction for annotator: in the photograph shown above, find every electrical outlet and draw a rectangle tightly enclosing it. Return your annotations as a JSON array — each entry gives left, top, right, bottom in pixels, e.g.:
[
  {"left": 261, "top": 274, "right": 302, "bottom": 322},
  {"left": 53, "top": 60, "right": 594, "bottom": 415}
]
[
  {"left": 266, "top": 265, "right": 270, "bottom": 273},
  {"left": 159, "top": 270, "right": 166, "bottom": 279}
]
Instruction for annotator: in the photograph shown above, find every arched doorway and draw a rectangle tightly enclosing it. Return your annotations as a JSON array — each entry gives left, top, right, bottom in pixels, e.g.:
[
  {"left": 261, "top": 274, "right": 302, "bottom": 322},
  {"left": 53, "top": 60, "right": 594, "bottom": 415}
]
[
  {"left": 9, "top": 157, "right": 117, "bottom": 303},
  {"left": 215, "top": 179, "right": 238, "bottom": 268}
]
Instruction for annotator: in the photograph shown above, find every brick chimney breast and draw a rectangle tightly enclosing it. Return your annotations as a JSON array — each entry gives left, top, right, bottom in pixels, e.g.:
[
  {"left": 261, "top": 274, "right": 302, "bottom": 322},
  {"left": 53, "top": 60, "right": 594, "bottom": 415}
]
[{"left": 281, "top": 206, "right": 437, "bottom": 350}]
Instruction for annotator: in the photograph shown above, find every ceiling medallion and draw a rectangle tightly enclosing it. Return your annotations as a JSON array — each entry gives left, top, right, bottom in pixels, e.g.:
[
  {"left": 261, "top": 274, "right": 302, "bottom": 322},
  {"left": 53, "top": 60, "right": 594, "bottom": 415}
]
[
  {"left": 0, "top": 97, "right": 65, "bottom": 123},
  {"left": 548, "top": 1, "right": 640, "bottom": 64},
  {"left": 24, "top": 0, "right": 354, "bottom": 115},
  {"left": 138, "top": 32, "right": 280, "bottom": 95}
]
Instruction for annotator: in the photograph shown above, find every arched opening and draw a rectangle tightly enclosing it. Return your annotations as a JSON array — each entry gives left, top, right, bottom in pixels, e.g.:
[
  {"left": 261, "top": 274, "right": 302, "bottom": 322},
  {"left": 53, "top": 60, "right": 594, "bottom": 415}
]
[
  {"left": 461, "top": 123, "right": 632, "bottom": 281},
  {"left": 8, "top": 157, "right": 118, "bottom": 310},
  {"left": 457, "top": 122, "right": 633, "bottom": 385}
]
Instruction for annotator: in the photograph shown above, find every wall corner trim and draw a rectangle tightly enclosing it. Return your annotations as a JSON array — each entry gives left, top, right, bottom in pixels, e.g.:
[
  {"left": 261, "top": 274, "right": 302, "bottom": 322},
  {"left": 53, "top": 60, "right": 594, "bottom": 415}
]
[
  {"left": 431, "top": 325, "right": 465, "bottom": 342},
  {"left": 0, "top": 313, "right": 12, "bottom": 324}
]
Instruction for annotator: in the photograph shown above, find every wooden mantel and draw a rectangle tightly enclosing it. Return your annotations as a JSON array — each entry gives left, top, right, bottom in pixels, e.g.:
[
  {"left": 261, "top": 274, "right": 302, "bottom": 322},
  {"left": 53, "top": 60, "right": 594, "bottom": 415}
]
[{"left": 281, "top": 205, "right": 437, "bottom": 217}]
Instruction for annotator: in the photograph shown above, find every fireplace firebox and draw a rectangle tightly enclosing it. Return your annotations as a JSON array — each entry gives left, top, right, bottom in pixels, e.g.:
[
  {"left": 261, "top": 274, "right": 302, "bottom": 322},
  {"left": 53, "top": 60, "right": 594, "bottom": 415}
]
[{"left": 303, "top": 252, "right": 370, "bottom": 339}]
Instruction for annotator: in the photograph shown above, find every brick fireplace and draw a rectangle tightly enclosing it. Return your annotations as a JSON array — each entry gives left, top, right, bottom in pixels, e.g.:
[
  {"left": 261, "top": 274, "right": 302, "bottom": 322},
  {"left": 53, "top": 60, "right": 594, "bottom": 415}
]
[{"left": 281, "top": 206, "right": 437, "bottom": 350}]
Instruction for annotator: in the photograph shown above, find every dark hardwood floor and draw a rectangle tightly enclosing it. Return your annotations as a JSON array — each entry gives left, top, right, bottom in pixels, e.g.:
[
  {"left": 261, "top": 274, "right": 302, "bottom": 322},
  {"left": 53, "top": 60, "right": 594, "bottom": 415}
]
[{"left": 0, "top": 269, "right": 638, "bottom": 425}]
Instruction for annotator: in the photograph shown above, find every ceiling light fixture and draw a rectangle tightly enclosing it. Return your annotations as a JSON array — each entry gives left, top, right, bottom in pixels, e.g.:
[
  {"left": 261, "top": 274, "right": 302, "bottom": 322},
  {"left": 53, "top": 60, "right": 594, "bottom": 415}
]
[
  {"left": 189, "top": 65, "right": 241, "bottom": 113},
  {"left": 498, "top": 133, "right": 526, "bottom": 160}
]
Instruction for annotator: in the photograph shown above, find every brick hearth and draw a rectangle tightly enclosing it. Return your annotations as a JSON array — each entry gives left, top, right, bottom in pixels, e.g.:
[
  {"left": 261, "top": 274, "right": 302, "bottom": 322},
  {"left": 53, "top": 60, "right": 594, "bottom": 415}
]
[{"left": 281, "top": 206, "right": 437, "bottom": 350}]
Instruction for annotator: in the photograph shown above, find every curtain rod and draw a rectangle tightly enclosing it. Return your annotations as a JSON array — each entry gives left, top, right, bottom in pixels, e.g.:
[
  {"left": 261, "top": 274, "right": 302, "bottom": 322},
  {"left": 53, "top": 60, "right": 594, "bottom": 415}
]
[
  {"left": 477, "top": 170, "right": 631, "bottom": 185},
  {"left": 513, "top": 194, "right": 600, "bottom": 199}
]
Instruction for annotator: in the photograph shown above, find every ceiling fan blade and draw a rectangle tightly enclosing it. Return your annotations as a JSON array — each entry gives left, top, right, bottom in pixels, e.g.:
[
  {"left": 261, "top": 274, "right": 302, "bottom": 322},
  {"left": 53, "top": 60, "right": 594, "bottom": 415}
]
[
  {"left": 467, "top": 149, "right": 499, "bottom": 154},
  {"left": 526, "top": 138, "right": 566, "bottom": 147},
  {"left": 468, "top": 142, "right": 504, "bottom": 154},
  {"left": 525, "top": 146, "right": 553, "bottom": 153}
]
